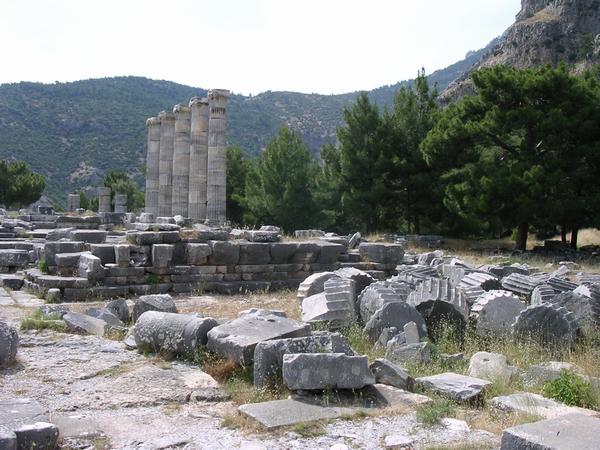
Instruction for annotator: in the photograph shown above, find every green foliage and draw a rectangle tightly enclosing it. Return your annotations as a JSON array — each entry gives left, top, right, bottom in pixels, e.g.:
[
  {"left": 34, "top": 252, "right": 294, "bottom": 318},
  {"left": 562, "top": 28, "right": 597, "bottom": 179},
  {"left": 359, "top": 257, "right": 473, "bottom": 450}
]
[
  {"left": 0, "top": 160, "right": 45, "bottom": 208},
  {"left": 422, "top": 64, "right": 600, "bottom": 249},
  {"left": 37, "top": 259, "right": 49, "bottom": 274},
  {"left": 245, "top": 127, "right": 320, "bottom": 232},
  {"left": 542, "top": 370, "right": 598, "bottom": 409},
  {"left": 145, "top": 274, "right": 160, "bottom": 285},
  {"left": 21, "top": 309, "right": 66, "bottom": 332},
  {"left": 416, "top": 396, "right": 457, "bottom": 426},
  {"left": 103, "top": 170, "right": 144, "bottom": 212},
  {"left": 338, "top": 323, "right": 384, "bottom": 362},
  {"left": 226, "top": 146, "right": 251, "bottom": 226}
]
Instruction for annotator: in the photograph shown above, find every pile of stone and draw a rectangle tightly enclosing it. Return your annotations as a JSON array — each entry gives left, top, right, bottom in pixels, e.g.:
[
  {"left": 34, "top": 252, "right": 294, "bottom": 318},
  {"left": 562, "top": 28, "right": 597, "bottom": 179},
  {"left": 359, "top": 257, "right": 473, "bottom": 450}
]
[{"left": 300, "top": 249, "right": 600, "bottom": 350}]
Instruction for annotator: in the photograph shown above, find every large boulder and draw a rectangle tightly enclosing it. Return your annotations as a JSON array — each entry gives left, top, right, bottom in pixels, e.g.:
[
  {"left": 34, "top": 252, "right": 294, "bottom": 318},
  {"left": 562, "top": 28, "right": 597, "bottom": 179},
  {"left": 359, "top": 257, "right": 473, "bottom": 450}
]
[
  {"left": 253, "top": 332, "right": 354, "bottom": 388},
  {"left": 468, "top": 352, "right": 516, "bottom": 384},
  {"left": 282, "top": 353, "right": 375, "bottom": 390},
  {"left": 62, "top": 312, "right": 107, "bottom": 337},
  {"left": 132, "top": 294, "right": 177, "bottom": 322},
  {"left": 207, "top": 310, "right": 310, "bottom": 365},
  {"left": 363, "top": 301, "right": 427, "bottom": 342},
  {"left": 135, "top": 311, "right": 218, "bottom": 357},
  {"left": 0, "top": 322, "right": 18, "bottom": 367}
]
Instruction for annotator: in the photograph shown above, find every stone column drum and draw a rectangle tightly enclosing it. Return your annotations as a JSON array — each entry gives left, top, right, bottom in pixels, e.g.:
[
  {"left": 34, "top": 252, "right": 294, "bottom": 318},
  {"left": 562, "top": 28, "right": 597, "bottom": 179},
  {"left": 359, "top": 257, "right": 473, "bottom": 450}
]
[
  {"left": 144, "top": 117, "right": 161, "bottom": 217},
  {"left": 206, "top": 89, "right": 230, "bottom": 225},
  {"left": 188, "top": 97, "right": 209, "bottom": 222},
  {"left": 67, "top": 194, "right": 80, "bottom": 212},
  {"left": 158, "top": 110, "right": 176, "bottom": 217},
  {"left": 114, "top": 194, "right": 127, "bottom": 213},
  {"left": 98, "top": 187, "right": 111, "bottom": 213},
  {"left": 171, "top": 104, "right": 191, "bottom": 217}
]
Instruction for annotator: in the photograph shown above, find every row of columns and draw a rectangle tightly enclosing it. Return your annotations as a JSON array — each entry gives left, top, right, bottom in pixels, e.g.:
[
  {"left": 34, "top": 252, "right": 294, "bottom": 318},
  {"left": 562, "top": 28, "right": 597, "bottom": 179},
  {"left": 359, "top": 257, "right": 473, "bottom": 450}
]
[{"left": 144, "top": 89, "right": 229, "bottom": 224}]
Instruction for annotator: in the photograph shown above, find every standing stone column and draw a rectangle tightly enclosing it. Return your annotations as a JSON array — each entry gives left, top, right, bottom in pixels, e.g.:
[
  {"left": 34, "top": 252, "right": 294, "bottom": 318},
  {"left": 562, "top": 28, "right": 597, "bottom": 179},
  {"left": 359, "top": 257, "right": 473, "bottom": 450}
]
[
  {"left": 67, "top": 194, "right": 80, "bottom": 212},
  {"left": 98, "top": 187, "right": 111, "bottom": 213},
  {"left": 206, "top": 89, "right": 230, "bottom": 225},
  {"left": 188, "top": 97, "right": 210, "bottom": 222},
  {"left": 144, "top": 117, "right": 161, "bottom": 217},
  {"left": 171, "top": 104, "right": 191, "bottom": 217},
  {"left": 114, "top": 194, "right": 127, "bottom": 213},
  {"left": 158, "top": 110, "right": 176, "bottom": 217}
]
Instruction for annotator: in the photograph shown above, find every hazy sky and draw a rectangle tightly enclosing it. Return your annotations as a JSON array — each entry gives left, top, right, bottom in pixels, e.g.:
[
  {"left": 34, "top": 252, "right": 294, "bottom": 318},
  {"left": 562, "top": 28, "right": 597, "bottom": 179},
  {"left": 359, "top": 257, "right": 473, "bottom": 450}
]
[{"left": 0, "top": 0, "right": 521, "bottom": 95}]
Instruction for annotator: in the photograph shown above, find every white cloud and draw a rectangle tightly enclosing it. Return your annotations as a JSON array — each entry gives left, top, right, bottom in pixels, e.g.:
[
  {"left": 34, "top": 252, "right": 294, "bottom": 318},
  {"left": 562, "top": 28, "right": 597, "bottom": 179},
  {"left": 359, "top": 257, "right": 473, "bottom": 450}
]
[{"left": 0, "top": 0, "right": 521, "bottom": 95}]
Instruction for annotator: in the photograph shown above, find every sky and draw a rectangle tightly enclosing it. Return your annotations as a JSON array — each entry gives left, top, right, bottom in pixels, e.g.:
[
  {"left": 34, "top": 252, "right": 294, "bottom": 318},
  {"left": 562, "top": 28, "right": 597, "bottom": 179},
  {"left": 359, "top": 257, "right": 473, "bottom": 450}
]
[{"left": 0, "top": 0, "right": 522, "bottom": 96}]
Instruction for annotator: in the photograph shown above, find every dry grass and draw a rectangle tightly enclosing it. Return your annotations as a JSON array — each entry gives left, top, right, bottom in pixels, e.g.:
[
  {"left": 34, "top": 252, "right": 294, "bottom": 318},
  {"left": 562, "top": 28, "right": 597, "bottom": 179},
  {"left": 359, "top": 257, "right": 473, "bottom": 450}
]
[
  {"left": 456, "top": 408, "right": 541, "bottom": 435},
  {"left": 220, "top": 411, "right": 264, "bottom": 432},
  {"left": 523, "top": 8, "right": 560, "bottom": 24}
]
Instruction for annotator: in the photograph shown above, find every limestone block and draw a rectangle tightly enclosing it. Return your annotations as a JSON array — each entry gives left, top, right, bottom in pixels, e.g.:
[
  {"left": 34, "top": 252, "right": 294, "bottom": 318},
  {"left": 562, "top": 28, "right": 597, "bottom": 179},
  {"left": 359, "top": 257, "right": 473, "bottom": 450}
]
[
  {"left": 269, "top": 242, "right": 299, "bottom": 263},
  {"left": 106, "top": 298, "right": 130, "bottom": 323},
  {"left": 243, "top": 230, "right": 280, "bottom": 243},
  {"left": 77, "top": 252, "right": 105, "bottom": 282},
  {"left": 416, "top": 372, "right": 491, "bottom": 402},
  {"left": 500, "top": 414, "right": 600, "bottom": 450},
  {"left": 364, "top": 301, "right": 427, "bottom": 342},
  {"left": 490, "top": 392, "right": 597, "bottom": 420},
  {"left": 238, "top": 242, "right": 271, "bottom": 265},
  {"left": 135, "top": 311, "right": 218, "bottom": 357},
  {"left": 369, "top": 358, "right": 415, "bottom": 391},
  {"left": 152, "top": 244, "right": 174, "bottom": 268},
  {"left": 315, "top": 241, "right": 346, "bottom": 264},
  {"left": 13, "top": 422, "right": 59, "bottom": 450},
  {"left": 208, "top": 241, "right": 240, "bottom": 265},
  {"left": 90, "top": 244, "right": 116, "bottom": 265},
  {"left": 0, "top": 321, "right": 18, "bottom": 367},
  {"left": 358, "top": 243, "right": 404, "bottom": 265},
  {"left": 63, "top": 312, "right": 107, "bottom": 336},
  {"left": 68, "top": 230, "right": 107, "bottom": 244},
  {"left": 282, "top": 353, "right": 375, "bottom": 390},
  {"left": 385, "top": 340, "right": 431, "bottom": 365},
  {"left": 468, "top": 352, "right": 516, "bottom": 384},
  {"left": 185, "top": 243, "right": 212, "bottom": 265},
  {"left": 206, "top": 310, "right": 310, "bottom": 365},
  {"left": 253, "top": 332, "right": 354, "bottom": 388},
  {"left": 43, "top": 241, "right": 85, "bottom": 266},
  {"left": 291, "top": 242, "right": 320, "bottom": 264},
  {"left": 132, "top": 294, "right": 177, "bottom": 322},
  {"left": 296, "top": 272, "right": 337, "bottom": 303},
  {"left": 114, "top": 245, "right": 130, "bottom": 268},
  {"left": 84, "top": 307, "right": 125, "bottom": 329}
]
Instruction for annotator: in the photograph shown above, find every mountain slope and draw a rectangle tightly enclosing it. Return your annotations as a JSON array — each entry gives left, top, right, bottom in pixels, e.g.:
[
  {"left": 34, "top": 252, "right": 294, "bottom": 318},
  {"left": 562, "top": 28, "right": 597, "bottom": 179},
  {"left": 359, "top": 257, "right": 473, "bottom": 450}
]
[{"left": 0, "top": 42, "right": 494, "bottom": 204}]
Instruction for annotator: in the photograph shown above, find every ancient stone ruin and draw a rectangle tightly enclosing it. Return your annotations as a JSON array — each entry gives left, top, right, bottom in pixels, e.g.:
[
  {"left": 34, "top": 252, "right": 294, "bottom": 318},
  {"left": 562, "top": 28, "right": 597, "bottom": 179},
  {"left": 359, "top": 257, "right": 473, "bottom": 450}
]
[{"left": 144, "top": 89, "right": 230, "bottom": 225}]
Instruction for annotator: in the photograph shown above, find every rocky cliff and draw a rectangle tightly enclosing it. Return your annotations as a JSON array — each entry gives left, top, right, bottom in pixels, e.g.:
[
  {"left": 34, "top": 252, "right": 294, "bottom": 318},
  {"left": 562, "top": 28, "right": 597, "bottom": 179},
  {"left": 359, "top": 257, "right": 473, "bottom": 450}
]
[{"left": 441, "top": 0, "right": 600, "bottom": 102}]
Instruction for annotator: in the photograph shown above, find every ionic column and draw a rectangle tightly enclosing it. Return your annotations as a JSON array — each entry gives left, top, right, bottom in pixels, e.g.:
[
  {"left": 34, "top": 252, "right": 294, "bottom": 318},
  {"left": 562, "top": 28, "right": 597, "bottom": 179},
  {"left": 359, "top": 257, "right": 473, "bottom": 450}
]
[
  {"left": 158, "top": 110, "right": 175, "bottom": 217},
  {"left": 206, "top": 89, "right": 230, "bottom": 225},
  {"left": 98, "top": 187, "right": 111, "bottom": 213},
  {"left": 171, "top": 104, "right": 191, "bottom": 217},
  {"left": 144, "top": 117, "right": 161, "bottom": 217},
  {"left": 188, "top": 97, "right": 209, "bottom": 222}
]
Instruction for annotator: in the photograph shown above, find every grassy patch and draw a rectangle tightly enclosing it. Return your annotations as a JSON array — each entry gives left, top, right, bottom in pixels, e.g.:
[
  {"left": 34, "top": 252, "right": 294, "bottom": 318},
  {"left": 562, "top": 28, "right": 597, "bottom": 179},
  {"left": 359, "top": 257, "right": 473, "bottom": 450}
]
[
  {"left": 542, "top": 370, "right": 599, "bottom": 409},
  {"left": 338, "top": 323, "right": 384, "bottom": 362},
  {"left": 37, "top": 259, "right": 49, "bottom": 274},
  {"left": 20, "top": 309, "right": 66, "bottom": 332},
  {"left": 415, "top": 396, "right": 457, "bottom": 426},
  {"left": 291, "top": 421, "right": 327, "bottom": 437}
]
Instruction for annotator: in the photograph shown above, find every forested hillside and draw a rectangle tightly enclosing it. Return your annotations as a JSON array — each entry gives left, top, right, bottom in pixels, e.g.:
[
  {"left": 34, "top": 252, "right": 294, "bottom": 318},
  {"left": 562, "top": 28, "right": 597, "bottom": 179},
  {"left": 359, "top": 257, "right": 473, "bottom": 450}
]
[{"left": 0, "top": 41, "right": 495, "bottom": 204}]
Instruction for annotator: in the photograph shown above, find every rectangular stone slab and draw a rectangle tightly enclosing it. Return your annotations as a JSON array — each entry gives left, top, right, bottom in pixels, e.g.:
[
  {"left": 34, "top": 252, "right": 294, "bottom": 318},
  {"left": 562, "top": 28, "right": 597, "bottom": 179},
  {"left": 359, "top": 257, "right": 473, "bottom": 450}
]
[
  {"left": 500, "top": 413, "right": 600, "bottom": 449},
  {"left": 416, "top": 372, "right": 491, "bottom": 402},
  {"left": 238, "top": 398, "right": 356, "bottom": 429},
  {"left": 490, "top": 392, "right": 599, "bottom": 420}
]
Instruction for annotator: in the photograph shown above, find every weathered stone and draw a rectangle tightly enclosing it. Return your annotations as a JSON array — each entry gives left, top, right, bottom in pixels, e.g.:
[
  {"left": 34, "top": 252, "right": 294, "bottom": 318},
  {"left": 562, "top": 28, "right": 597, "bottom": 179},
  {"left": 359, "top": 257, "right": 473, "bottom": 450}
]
[
  {"left": 358, "top": 243, "right": 404, "bottom": 265},
  {"left": 522, "top": 361, "right": 582, "bottom": 388},
  {"left": 548, "top": 290, "right": 600, "bottom": 330},
  {"left": 416, "top": 372, "right": 491, "bottom": 402},
  {"left": 282, "top": 353, "right": 375, "bottom": 390},
  {"left": 0, "top": 431, "right": 16, "bottom": 450},
  {"left": 294, "top": 229, "right": 325, "bottom": 239},
  {"left": 152, "top": 244, "right": 174, "bottom": 268},
  {"left": 384, "top": 434, "right": 414, "bottom": 450},
  {"left": 90, "top": 244, "right": 116, "bottom": 265},
  {"left": 468, "top": 352, "right": 516, "bottom": 384},
  {"left": 0, "top": 249, "right": 31, "bottom": 269},
  {"left": 348, "top": 232, "right": 361, "bottom": 249},
  {"left": 63, "top": 312, "right": 107, "bottom": 336},
  {"left": 0, "top": 321, "right": 18, "bottom": 367},
  {"left": 184, "top": 243, "right": 212, "bottom": 265},
  {"left": 470, "top": 290, "right": 525, "bottom": 335},
  {"left": 135, "top": 311, "right": 218, "bottom": 357},
  {"left": 417, "top": 250, "right": 444, "bottom": 266},
  {"left": 500, "top": 413, "right": 600, "bottom": 450},
  {"left": 359, "top": 281, "right": 410, "bottom": 324},
  {"left": 208, "top": 240, "right": 240, "bottom": 265},
  {"left": 385, "top": 340, "right": 431, "bottom": 365},
  {"left": 253, "top": 332, "right": 354, "bottom": 388},
  {"left": 132, "top": 294, "right": 177, "bottom": 322},
  {"left": 77, "top": 252, "right": 104, "bottom": 282},
  {"left": 14, "top": 422, "right": 59, "bottom": 450},
  {"left": 238, "top": 398, "right": 356, "bottom": 429},
  {"left": 407, "top": 277, "right": 469, "bottom": 322},
  {"left": 512, "top": 303, "right": 580, "bottom": 349},
  {"left": 458, "top": 271, "right": 501, "bottom": 292},
  {"left": 106, "top": 298, "right": 130, "bottom": 323},
  {"left": 369, "top": 358, "right": 414, "bottom": 391},
  {"left": 0, "top": 274, "right": 23, "bottom": 290},
  {"left": 84, "top": 307, "right": 124, "bottom": 329},
  {"left": 55, "top": 252, "right": 84, "bottom": 270},
  {"left": 46, "top": 288, "right": 62, "bottom": 303},
  {"left": 546, "top": 276, "right": 578, "bottom": 293},
  {"left": 68, "top": 229, "right": 107, "bottom": 244},
  {"left": 38, "top": 304, "right": 70, "bottom": 319},
  {"left": 315, "top": 241, "right": 345, "bottom": 264},
  {"left": 207, "top": 310, "right": 310, "bottom": 365},
  {"left": 243, "top": 230, "right": 280, "bottom": 243},
  {"left": 491, "top": 392, "right": 597, "bottom": 420},
  {"left": 403, "top": 321, "right": 420, "bottom": 345},
  {"left": 531, "top": 283, "right": 556, "bottom": 306},
  {"left": 114, "top": 244, "right": 130, "bottom": 268},
  {"left": 501, "top": 273, "right": 543, "bottom": 297},
  {"left": 238, "top": 242, "right": 271, "bottom": 265},
  {"left": 301, "top": 277, "right": 357, "bottom": 327},
  {"left": 364, "top": 301, "right": 427, "bottom": 342},
  {"left": 296, "top": 271, "right": 337, "bottom": 303}
]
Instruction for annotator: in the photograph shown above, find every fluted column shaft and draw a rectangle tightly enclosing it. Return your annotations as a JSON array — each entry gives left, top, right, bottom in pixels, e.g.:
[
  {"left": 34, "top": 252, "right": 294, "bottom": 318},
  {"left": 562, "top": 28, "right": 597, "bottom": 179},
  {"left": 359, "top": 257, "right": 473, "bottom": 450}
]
[
  {"left": 206, "top": 89, "right": 230, "bottom": 225},
  {"left": 188, "top": 97, "right": 209, "bottom": 222},
  {"left": 158, "top": 111, "right": 175, "bottom": 217},
  {"left": 171, "top": 104, "right": 191, "bottom": 217},
  {"left": 144, "top": 117, "right": 161, "bottom": 216}
]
